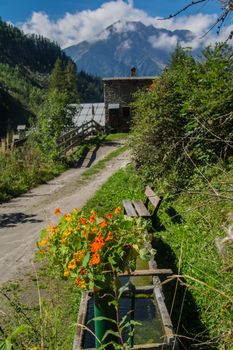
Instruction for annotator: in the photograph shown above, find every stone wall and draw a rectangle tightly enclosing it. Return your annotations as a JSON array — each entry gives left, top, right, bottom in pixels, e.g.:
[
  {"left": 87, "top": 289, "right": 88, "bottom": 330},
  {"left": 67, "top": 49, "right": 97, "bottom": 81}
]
[{"left": 103, "top": 77, "right": 154, "bottom": 132}]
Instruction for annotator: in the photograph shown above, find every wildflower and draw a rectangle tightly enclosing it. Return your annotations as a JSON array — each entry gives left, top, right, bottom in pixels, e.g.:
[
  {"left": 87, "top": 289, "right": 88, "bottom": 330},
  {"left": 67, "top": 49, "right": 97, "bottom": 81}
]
[
  {"left": 74, "top": 251, "right": 85, "bottom": 263},
  {"left": 100, "top": 220, "right": 107, "bottom": 229},
  {"left": 114, "top": 207, "right": 121, "bottom": 214},
  {"left": 91, "top": 234, "right": 105, "bottom": 253},
  {"left": 80, "top": 267, "right": 87, "bottom": 276},
  {"left": 106, "top": 232, "right": 112, "bottom": 241},
  {"left": 55, "top": 208, "right": 61, "bottom": 215},
  {"left": 60, "top": 238, "right": 67, "bottom": 244},
  {"left": 91, "top": 227, "right": 98, "bottom": 233},
  {"left": 73, "top": 207, "right": 78, "bottom": 212},
  {"left": 38, "top": 239, "right": 48, "bottom": 247},
  {"left": 83, "top": 230, "right": 87, "bottom": 238},
  {"left": 80, "top": 217, "right": 88, "bottom": 225},
  {"left": 63, "top": 269, "right": 69, "bottom": 277},
  {"left": 90, "top": 253, "right": 101, "bottom": 265},
  {"left": 65, "top": 213, "right": 72, "bottom": 221},
  {"left": 75, "top": 278, "right": 87, "bottom": 289},
  {"left": 90, "top": 214, "right": 96, "bottom": 223},
  {"left": 68, "top": 259, "right": 76, "bottom": 270},
  {"left": 65, "top": 228, "right": 72, "bottom": 237},
  {"left": 106, "top": 212, "right": 113, "bottom": 220}
]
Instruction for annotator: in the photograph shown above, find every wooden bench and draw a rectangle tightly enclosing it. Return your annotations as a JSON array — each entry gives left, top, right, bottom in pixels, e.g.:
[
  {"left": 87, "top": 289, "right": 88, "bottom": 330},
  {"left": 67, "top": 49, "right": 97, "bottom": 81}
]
[{"left": 122, "top": 186, "right": 162, "bottom": 224}]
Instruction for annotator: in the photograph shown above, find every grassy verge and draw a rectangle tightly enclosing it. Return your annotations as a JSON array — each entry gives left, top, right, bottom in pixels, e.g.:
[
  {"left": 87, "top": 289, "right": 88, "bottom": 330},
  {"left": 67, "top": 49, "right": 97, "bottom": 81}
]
[
  {"left": 0, "top": 133, "right": 128, "bottom": 203},
  {"left": 0, "top": 265, "right": 80, "bottom": 349}
]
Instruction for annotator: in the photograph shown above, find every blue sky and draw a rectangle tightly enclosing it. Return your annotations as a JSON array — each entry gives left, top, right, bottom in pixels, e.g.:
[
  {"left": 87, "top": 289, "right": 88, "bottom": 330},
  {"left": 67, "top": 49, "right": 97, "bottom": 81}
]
[
  {"left": 0, "top": 0, "right": 222, "bottom": 23},
  {"left": 0, "top": 0, "right": 231, "bottom": 49}
]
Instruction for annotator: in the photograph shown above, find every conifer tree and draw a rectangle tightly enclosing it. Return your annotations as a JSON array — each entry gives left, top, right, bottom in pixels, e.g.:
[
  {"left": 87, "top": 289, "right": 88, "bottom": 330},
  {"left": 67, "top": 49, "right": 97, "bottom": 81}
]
[
  {"left": 65, "top": 61, "right": 79, "bottom": 103},
  {"left": 49, "top": 58, "right": 65, "bottom": 92}
]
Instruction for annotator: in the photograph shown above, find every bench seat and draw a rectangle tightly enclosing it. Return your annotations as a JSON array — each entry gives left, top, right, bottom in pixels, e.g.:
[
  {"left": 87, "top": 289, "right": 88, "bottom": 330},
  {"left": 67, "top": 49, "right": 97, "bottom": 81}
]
[{"left": 123, "top": 186, "right": 162, "bottom": 224}]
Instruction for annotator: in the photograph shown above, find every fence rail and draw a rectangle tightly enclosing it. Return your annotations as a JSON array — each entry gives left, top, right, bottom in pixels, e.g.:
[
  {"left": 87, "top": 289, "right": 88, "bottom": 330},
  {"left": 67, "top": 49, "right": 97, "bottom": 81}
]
[
  {"left": 57, "top": 119, "right": 104, "bottom": 155},
  {"left": 1, "top": 120, "right": 104, "bottom": 154}
]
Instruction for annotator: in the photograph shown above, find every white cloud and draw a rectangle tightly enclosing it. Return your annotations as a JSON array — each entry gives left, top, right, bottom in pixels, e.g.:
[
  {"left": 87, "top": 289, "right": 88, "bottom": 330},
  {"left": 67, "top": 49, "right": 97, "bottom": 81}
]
[
  {"left": 149, "top": 34, "right": 178, "bottom": 51},
  {"left": 19, "top": 0, "right": 232, "bottom": 49}
]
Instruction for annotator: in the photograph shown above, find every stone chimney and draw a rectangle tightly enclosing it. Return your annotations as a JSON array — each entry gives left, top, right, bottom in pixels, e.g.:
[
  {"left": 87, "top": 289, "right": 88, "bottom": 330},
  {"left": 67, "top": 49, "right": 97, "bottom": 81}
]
[{"left": 130, "top": 67, "right": 136, "bottom": 77}]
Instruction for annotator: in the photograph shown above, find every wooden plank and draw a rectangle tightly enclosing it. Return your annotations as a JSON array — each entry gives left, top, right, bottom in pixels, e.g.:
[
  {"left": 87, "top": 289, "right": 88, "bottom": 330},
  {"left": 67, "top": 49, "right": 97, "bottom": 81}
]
[
  {"left": 133, "top": 200, "right": 151, "bottom": 217},
  {"left": 118, "top": 269, "right": 172, "bottom": 276},
  {"left": 123, "top": 199, "right": 138, "bottom": 217},
  {"left": 73, "top": 292, "right": 89, "bottom": 350},
  {"left": 133, "top": 343, "right": 174, "bottom": 349},
  {"left": 145, "top": 186, "right": 156, "bottom": 198}
]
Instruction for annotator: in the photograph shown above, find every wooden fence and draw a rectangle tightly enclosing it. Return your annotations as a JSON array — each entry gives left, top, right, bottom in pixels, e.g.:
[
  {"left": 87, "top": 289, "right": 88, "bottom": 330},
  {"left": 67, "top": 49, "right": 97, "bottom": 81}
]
[
  {"left": 1, "top": 120, "right": 104, "bottom": 155},
  {"left": 57, "top": 119, "right": 104, "bottom": 155}
]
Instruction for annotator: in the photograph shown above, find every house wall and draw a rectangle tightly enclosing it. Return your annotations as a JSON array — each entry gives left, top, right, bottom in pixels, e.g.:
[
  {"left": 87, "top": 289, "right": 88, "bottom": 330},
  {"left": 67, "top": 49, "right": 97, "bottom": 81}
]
[{"left": 103, "top": 78, "right": 154, "bottom": 132}]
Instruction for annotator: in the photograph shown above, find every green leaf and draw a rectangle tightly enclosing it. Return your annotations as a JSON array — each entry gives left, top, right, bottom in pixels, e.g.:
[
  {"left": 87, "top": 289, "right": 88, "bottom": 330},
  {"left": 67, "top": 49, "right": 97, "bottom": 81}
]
[{"left": 82, "top": 253, "right": 90, "bottom": 267}]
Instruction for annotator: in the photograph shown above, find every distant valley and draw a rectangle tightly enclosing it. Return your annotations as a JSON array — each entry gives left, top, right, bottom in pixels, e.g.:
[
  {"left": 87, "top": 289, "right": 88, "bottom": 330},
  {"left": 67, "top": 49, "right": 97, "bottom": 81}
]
[{"left": 64, "top": 20, "right": 195, "bottom": 77}]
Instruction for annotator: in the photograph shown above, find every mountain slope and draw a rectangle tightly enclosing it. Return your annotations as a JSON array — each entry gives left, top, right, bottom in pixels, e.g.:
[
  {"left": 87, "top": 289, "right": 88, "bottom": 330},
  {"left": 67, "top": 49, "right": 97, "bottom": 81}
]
[
  {"left": 0, "top": 19, "right": 103, "bottom": 137},
  {"left": 64, "top": 21, "right": 194, "bottom": 77}
]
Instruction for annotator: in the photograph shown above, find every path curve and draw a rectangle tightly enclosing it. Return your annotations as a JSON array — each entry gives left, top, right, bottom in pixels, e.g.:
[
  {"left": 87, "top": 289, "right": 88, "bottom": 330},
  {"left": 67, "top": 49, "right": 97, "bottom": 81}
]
[{"left": 0, "top": 142, "right": 130, "bottom": 284}]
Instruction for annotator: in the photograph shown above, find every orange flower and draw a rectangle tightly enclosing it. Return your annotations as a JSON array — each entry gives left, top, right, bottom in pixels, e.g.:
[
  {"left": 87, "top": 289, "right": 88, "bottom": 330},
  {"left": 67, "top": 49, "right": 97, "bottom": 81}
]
[
  {"left": 55, "top": 207, "right": 61, "bottom": 215},
  {"left": 63, "top": 269, "right": 69, "bottom": 277},
  {"left": 114, "top": 207, "right": 121, "bottom": 214},
  {"left": 74, "top": 251, "right": 85, "bottom": 263},
  {"left": 65, "top": 213, "right": 72, "bottom": 221},
  {"left": 80, "top": 267, "right": 87, "bottom": 276},
  {"left": 90, "top": 253, "right": 101, "bottom": 266},
  {"left": 106, "top": 212, "right": 113, "bottom": 220},
  {"left": 91, "top": 227, "right": 98, "bottom": 233},
  {"left": 80, "top": 217, "right": 88, "bottom": 225},
  {"left": 68, "top": 259, "right": 76, "bottom": 270},
  {"left": 83, "top": 230, "right": 87, "bottom": 238},
  {"left": 100, "top": 220, "right": 107, "bottom": 229},
  {"left": 60, "top": 237, "right": 67, "bottom": 244},
  {"left": 106, "top": 231, "right": 112, "bottom": 241},
  {"left": 90, "top": 214, "right": 96, "bottom": 223},
  {"left": 75, "top": 278, "right": 87, "bottom": 289},
  {"left": 38, "top": 239, "right": 48, "bottom": 247},
  {"left": 65, "top": 228, "right": 72, "bottom": 237},
  {"left": 91, "top": 234, "right": 105, "bottom": 253},
  {"left": 73, "top": 207, "right": 78, "bottom": 212},
  {"left": 53, "top": 225, "right": 59, "bottom": 233}
]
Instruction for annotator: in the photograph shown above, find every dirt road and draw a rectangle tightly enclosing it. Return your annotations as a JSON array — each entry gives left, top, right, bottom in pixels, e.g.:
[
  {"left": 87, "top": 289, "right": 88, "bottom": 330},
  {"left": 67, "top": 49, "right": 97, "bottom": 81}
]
[{"left": 0, "top": 142, "right": 130, "bottom": 284}]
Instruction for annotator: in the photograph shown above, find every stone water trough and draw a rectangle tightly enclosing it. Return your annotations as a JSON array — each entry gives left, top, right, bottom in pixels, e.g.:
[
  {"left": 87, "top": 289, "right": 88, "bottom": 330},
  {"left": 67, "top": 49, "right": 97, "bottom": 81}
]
[{"left": 73, "top": 260, "right": 178, "bottom": 350}]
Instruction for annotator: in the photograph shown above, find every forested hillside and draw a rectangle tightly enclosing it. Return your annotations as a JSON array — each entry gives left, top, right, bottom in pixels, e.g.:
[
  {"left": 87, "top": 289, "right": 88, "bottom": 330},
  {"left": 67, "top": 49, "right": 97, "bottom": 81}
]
[{"left": 0, "top": 18, "right": 103, "bottom": 138}]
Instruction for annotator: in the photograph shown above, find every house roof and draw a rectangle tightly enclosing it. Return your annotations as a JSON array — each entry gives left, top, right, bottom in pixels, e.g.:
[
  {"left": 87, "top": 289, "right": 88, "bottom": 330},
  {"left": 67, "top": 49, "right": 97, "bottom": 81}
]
[
  {"left": 72, "top": 103, "right": 105, "bottom": 127},
  {"left": 103, "top": 76, "right": 155, "bottom": 81}
]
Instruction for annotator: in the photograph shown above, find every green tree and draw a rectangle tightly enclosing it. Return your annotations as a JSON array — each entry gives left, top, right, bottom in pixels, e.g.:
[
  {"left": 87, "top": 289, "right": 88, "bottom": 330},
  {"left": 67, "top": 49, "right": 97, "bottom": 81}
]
[
  {"left": 33, "top": 89, "right": 74, "bottom": 158},
  {"left": 65, "top": 61, "right": 79, "bottom": 103},
  {"left": 49, "top": 58, "right": 65, "bottom": 92}
]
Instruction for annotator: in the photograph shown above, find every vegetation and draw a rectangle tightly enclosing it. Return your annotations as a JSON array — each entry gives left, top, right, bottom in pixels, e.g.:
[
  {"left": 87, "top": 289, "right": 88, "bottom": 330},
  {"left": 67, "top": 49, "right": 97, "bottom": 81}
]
[
  {"left": 0, "top": 18, "right": 103, "bottom": 138},
  {"left": 127, "top": 42, "right": 233, "bottom": 349},
  {"left": 130, "top": 43, "right": 233, "bottom": 190}
]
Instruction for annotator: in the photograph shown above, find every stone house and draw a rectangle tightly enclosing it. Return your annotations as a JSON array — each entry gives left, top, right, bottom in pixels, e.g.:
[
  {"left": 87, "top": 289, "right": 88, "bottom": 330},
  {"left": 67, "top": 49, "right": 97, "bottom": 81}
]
[{"left": 103, "top": 69, "right": 155, "bottom": 132}]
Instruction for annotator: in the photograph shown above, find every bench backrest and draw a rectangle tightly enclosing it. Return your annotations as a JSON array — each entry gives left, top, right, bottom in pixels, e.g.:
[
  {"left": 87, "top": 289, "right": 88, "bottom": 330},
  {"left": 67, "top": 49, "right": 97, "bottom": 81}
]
[{"left": 144, "top": 186, "right": 162, "bottom": 220}]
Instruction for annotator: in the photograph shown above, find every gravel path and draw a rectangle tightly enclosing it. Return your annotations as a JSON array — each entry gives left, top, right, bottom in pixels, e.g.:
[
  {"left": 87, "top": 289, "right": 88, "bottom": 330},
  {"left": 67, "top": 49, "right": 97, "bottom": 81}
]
[{"left": 0, "top": 141, "right": 130, "bottom": 284}]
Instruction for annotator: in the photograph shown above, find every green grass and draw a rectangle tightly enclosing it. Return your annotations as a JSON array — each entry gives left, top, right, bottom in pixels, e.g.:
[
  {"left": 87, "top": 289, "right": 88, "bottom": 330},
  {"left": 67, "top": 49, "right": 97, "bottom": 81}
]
[
  {"left": 84, "top": 164, "right": 233, "bottom": 349},
  {"left": 105, "top": 132, "right": 128, "bottom": 141},
  {"left": 0, "top": 264, "right": 81, "bottom": 350}
]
